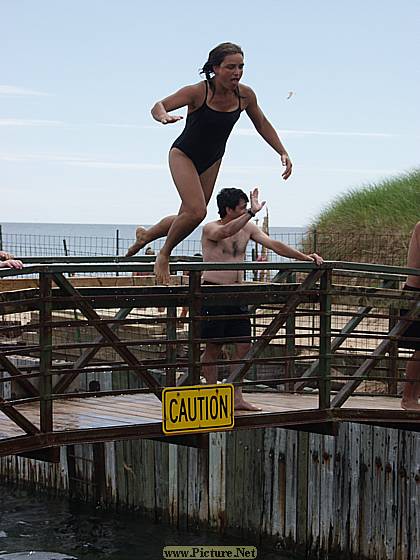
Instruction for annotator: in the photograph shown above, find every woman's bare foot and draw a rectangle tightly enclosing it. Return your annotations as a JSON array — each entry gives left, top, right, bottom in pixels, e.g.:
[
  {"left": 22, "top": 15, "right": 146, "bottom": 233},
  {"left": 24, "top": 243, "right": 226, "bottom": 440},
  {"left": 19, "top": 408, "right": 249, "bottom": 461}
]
[
  {"left": 154, "top": 251, "right": 171, "bottom": 285},
  {"left": 401, "top": 398, "right": 420, "bottom": 411},
  {"left": 234, "top": 394, "right": 262, "bottom": 411},
  {"left": 126, "top": 226, "right": 148, "bottom": 257}
]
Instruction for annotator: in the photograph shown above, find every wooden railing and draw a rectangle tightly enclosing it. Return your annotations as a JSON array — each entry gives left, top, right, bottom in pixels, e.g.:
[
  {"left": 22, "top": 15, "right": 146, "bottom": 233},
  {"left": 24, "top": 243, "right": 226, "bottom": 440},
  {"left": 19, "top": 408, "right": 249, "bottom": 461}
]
[{"left": 1, "top": 258, "right": 420, "bottom": 453}]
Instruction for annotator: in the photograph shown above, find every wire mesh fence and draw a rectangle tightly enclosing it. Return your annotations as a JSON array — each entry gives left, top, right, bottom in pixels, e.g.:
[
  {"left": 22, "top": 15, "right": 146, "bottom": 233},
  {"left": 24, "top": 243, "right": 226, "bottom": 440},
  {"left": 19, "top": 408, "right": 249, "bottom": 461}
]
[{"left": 0, "top": 227, "right": 409, "bottom": 267}]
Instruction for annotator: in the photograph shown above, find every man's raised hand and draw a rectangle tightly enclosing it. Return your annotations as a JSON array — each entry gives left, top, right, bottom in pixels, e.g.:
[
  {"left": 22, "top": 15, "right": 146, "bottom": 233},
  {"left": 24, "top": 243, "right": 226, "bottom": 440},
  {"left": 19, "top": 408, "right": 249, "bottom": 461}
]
[{"left": 249, "top": 188, "right": 266, "bottom": 215}]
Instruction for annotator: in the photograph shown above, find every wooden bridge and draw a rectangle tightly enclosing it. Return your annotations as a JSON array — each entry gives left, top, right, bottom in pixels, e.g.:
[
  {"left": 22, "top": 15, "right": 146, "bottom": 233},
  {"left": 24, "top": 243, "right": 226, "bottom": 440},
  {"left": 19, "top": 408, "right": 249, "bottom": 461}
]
[{"left": 1, "top": 258, "right": 420, "bottom": 460}]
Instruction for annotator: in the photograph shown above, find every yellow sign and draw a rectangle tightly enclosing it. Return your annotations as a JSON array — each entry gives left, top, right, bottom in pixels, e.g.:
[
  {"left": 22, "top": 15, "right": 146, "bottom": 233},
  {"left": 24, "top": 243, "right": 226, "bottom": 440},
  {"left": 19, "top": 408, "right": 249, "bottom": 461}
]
[{"left": 162, "top": 384, "right": 234, "bottom": 435}]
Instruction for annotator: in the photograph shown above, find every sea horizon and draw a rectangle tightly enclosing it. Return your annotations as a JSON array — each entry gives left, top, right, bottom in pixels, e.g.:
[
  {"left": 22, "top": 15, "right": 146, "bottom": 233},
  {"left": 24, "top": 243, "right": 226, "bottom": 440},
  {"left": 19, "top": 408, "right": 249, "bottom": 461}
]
[
  {"left": 0, "top": 222, "right": 309, "bottom": 258},
  {"left": 0, "top": 221, "right": 307, "bottom": 241}
]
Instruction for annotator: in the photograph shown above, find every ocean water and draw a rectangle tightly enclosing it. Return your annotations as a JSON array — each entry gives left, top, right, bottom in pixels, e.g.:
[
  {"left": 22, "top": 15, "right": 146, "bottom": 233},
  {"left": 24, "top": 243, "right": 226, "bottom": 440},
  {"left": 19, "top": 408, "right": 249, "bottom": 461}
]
[{"left": 0, "top": 222, "right": 306, "bottom": 241}]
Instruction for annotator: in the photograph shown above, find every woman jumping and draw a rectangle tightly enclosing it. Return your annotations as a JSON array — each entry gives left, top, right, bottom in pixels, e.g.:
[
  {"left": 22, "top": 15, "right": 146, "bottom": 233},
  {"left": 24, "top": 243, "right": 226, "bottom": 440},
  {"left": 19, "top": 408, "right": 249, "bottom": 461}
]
[{"left": 126, "top": 42, "right": 292, "bottom": 283}]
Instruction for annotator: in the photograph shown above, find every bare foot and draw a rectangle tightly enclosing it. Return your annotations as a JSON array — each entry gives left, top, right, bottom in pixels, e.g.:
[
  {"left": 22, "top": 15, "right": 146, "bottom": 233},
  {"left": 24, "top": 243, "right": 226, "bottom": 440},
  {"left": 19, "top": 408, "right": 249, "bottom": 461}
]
[
  {"left": 154, "top": 252, "right": 170, "bottom": 285},
  {"left": 401, "top": 399, "right": 420, "bottom": 411},
  {"left": 234, "top": 397, "right": 262, "bottom": 411},
  {"left": 126, "top": 226, "right": 148, "bottom": 257}
]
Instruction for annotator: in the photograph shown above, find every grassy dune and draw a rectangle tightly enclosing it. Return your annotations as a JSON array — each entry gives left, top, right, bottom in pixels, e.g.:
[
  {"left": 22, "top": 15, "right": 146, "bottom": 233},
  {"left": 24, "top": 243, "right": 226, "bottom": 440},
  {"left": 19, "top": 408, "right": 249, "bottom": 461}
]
[{"left": 302, "top": 170, "right": 420, "bottom": 265}]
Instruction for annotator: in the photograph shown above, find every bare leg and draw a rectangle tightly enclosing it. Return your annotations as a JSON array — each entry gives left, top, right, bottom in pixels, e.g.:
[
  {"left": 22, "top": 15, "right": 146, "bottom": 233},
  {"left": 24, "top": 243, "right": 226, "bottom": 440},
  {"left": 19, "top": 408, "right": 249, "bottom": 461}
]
[
  {"left": 154, "top": 151, "right": 221, "bottom": 284},
  {"left": 199, "top": 158, "right": 222, "bottom": 204},
  {"left": 126, "top": 216, "right": 177, "bottom": 257},
  {"left": 201, "top": 342, "right": 223, "bottom": 385},
  {"left": 232, "top": 343, "right": 262, "bottom": 411},
  {"left": 401, "top": 350, "right": 420, "bottom": 411},
  {"left": 127, "top": 157, "right": 221, "bottom": 260}
]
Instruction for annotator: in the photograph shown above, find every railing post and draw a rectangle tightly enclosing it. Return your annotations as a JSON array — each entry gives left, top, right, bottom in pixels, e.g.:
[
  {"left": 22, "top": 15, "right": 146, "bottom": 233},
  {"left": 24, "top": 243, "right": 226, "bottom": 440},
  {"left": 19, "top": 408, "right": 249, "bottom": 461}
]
[
  {"left": 188, "top": 271, "right": 202, "bottom": 386},
  {"left": 286, "top": 271, "right": 296, "bottom": 390},
  {"left": 39, "top": 272, "right": 53, "bottom": 432},
  {"left": 387, "top": 279, "right": 399, "bottom": 395},
  {"left": 312, "top": 228, "right": 317, "bottom": 254},
  {"left": 318, "top": 267, "right": 331, "bottom": 409},
  {"left": 166, "top": 306, "right": 177, "bottom": 387},
  {"left": 115, "top": 229, "right": 120, "bottom": 277},
  {"left": 250, "top": 304, "right": 257, "bottom": 381}
]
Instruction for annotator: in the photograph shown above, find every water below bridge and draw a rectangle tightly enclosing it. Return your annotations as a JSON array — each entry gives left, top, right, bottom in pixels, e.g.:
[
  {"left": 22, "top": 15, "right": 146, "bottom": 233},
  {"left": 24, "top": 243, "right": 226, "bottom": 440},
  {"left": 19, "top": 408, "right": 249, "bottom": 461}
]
[{"left": 0, "top": 485, "right": 304, "bottom": 560}]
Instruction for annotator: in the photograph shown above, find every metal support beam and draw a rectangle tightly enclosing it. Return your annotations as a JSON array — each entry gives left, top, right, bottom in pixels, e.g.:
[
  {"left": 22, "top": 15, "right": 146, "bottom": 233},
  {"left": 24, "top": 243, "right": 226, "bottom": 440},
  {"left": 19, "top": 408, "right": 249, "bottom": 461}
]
[
  {"left": 318, "top": 269, "right": 332, "bottom": 408},
  {"left": 0, "top": 355, "right": 39, "bottom": 397},
  {"left": 165, "top": 306, "right": 177, "bottom": 387},
  {"left": 188, "top": 271, "right": 202, "bottom": 386},
  {"left": 53, "top": 306, "right": 133, "bottom": 394},
  {"left": 285, "top": 272, "right": 296, "bottom": 391},
  {"left": 227, "top": 268, "right": 323, "bottom": 384},
  {"left": 39, "top": 272, "right": 53, "bottom": 432},
  {"left": 52, "top": 273, "right": 162, "bottom": 397},
  {"left": 0, "top": 395, "right": 40, "bottom": 435},
  {"left": 331, "top": 299, "right": 420, "bottom": 408},
  {"left": 295, "top": 278, "right": 396, "bottom": 391}
]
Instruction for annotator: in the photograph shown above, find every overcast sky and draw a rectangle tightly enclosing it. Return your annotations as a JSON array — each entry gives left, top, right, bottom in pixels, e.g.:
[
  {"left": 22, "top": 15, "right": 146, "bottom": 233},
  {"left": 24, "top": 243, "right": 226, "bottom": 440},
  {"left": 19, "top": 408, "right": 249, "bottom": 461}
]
[{"left": 1, "top": 0, "right": 419, "bottom": 226}]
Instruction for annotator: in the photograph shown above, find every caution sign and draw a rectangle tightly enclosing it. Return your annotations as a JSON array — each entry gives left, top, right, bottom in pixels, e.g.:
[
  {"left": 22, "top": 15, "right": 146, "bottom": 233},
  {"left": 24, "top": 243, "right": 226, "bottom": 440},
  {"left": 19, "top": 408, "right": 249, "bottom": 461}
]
[{"left": 162, "top": 384, "right": 234, "bottom": 435}]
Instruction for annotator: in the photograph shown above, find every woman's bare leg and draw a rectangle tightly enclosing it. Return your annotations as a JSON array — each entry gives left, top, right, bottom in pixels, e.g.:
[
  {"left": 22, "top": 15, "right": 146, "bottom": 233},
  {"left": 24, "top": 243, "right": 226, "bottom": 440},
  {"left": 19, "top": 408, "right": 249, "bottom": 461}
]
[
  {"left": 126, "top": 160, "right": 221, "bottom": 258},
  {"left": 199, "top": 159, "right": 222, "bottom": 204},
  {"left": 126, "top": 216, "right": 177, "bottom": 257},
  {"left": 154, "top": 151, "right": 221, "bottom": 283}
]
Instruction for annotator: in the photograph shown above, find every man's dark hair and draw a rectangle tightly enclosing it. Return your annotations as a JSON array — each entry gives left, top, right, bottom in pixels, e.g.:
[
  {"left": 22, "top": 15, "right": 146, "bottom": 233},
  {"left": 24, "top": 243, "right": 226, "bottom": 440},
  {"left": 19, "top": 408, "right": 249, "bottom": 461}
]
[{"left": 217, "top": 188, "right": 249, "bottom": 218}]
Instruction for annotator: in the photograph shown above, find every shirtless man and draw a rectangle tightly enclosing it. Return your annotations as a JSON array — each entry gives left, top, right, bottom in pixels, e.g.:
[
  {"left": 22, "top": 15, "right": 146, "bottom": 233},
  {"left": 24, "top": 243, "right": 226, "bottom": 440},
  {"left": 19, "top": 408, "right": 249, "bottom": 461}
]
[
  {"left": 0, "top": 250, "right": 23, "bottom": 270},
  {"left": 399, "top": 222, "right": 420, "bottom": 411},
  {"left": 200, "top": 187, "right": 323, "bottom": 410}
]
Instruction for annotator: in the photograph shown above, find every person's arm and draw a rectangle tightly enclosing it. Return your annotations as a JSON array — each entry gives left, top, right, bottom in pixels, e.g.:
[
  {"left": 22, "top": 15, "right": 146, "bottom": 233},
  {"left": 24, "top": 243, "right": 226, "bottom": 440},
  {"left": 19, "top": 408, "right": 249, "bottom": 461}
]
[
  {"left": 151, "top": 83, "right": 201, "bottom": 125},
  {"left": 250, "top": 226, "right": 323, "bottom": 264},
  {"left": 204, "top": 214, "right": 253, "bottom": 242},
  {"left": 204, "top": 188, "right": 266, "bottom": 242},
  {"left": 0, "top": 259, "right": 23, "bottom": 269},
  {"left": 244, "top": 86, "right": 292, "bottom": 180}
]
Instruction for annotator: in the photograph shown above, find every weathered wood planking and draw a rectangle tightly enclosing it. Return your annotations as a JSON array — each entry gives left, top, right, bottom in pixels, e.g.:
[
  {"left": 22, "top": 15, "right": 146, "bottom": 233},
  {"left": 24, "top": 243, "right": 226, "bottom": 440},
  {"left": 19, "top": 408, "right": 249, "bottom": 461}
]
[
  {"left": 409, "top": 431, "right": 420, "bottom": 560},
  {"left": 0, "top": 391, "right": 410, "bottom": 442},
  {"left": 307, "top": 432, "right": 321, "bottom": 550},
  {"left": 384, "top": 428, "right": 398, "bottom": 559},
  {"left": 0, "top": 413, "right": 419, "bottom": 559},
  {"left": 168, "top": 442, "right": 178, "bottom": 524},
  {"left": 319, "top": 433, "right": 335, "bottom": 552},
  {"left": 209, "top": 431, "right": 226, "bottom": 531}
]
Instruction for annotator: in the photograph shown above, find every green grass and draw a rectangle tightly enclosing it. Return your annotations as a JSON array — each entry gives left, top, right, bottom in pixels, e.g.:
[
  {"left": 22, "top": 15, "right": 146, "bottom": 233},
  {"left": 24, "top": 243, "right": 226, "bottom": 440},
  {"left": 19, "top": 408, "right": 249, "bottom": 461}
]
[{"left": 302, "top": 169, "right": 420, "bottom": 265}]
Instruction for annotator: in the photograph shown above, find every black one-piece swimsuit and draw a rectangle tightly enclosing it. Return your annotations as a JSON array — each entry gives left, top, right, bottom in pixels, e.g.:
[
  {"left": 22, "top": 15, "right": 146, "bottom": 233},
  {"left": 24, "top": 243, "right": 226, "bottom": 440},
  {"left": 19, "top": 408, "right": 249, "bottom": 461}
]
[{"left": 171, "top": 81, "right": 242, "bottom": 175}]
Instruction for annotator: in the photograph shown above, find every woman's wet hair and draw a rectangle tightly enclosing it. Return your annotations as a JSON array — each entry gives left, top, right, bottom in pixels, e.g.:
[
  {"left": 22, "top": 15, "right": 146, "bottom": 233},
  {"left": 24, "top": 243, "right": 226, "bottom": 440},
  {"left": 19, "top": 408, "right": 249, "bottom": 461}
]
[
  {"left": 217, "top": 188, "right": 249, "bottom": 218},
  {"left": 200, "top": 42, "right": 243, "bottom": 81}
]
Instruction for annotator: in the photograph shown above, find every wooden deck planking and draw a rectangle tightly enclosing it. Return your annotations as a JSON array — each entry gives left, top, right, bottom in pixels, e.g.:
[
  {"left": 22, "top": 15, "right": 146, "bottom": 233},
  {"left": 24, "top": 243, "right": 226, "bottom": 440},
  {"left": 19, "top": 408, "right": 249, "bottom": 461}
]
[
  {"left": 21, "top": 403, "right": 158, "bottom": 427},
  {"left": 0, "top": 391, "right": 406, "bottom": 444}
]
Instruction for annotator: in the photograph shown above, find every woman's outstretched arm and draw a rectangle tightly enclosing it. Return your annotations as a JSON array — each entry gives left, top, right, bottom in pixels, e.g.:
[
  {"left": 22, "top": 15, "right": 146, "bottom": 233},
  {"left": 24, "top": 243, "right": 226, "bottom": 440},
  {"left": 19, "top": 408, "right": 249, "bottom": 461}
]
[
  {"left": 151, "top": 83, "right": 202, "bottom": 124},
  {"left": 244, "top": 86, "right": 292, "bottom": 180}
]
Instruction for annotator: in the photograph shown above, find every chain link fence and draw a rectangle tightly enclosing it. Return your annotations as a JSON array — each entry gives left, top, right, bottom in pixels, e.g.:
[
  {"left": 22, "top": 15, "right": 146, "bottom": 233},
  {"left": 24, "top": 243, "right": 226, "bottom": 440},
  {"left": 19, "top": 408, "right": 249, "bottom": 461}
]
[{"left": 0, "top": 226, "right": 409, "bottom": 267}]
